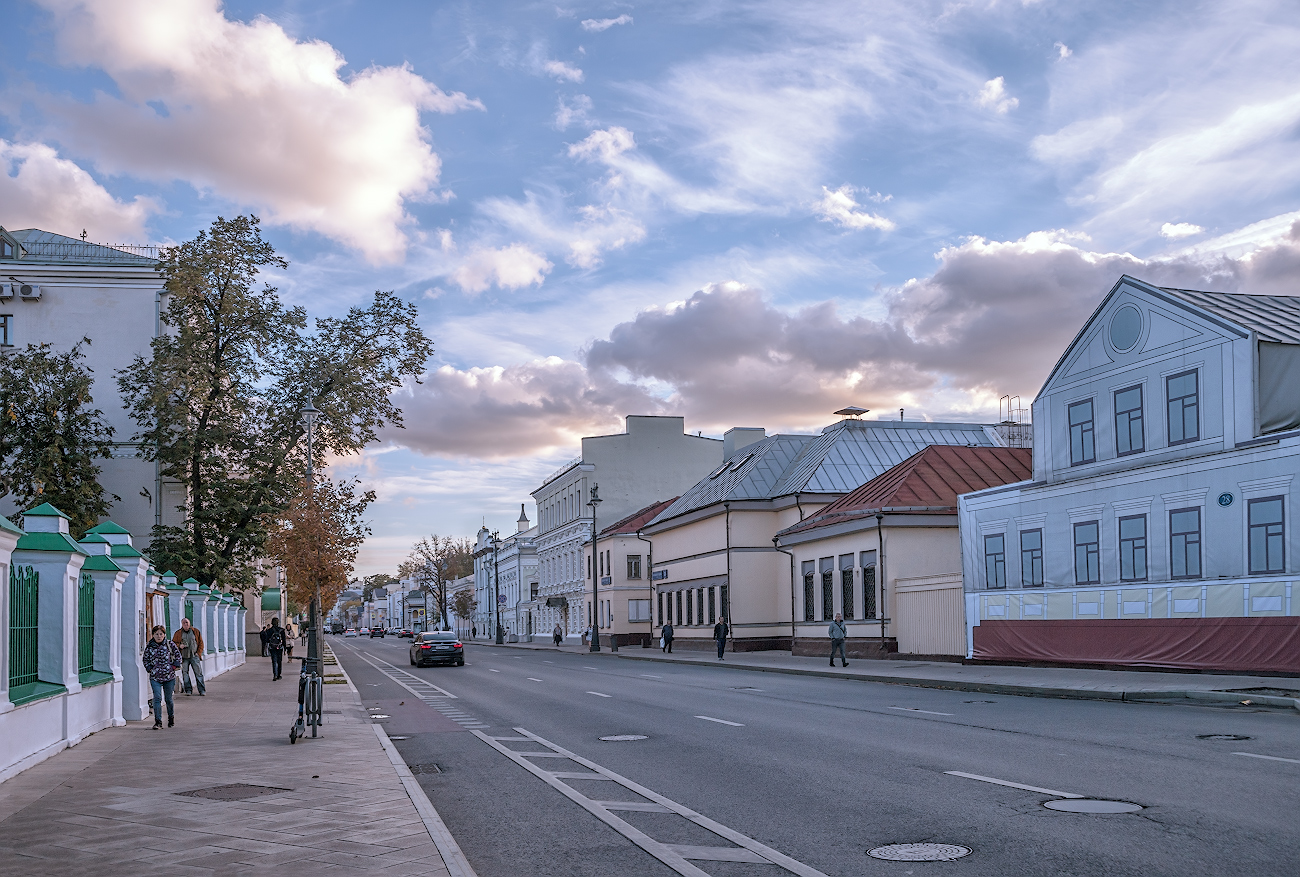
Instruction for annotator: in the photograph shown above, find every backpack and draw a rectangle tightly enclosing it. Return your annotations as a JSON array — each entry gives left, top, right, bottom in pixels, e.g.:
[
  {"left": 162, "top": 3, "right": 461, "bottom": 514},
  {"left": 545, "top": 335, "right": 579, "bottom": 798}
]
[{"left": 267, "top": 627, "right": 286, "bottom": 649}]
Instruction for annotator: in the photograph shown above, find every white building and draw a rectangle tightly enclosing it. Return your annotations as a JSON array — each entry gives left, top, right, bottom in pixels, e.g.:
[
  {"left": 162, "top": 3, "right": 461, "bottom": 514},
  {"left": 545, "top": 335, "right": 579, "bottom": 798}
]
[
  {"left": 960, "top": 275, "right": 1300, "bottom": 672},
  {"left": 530, "top": 416, "right": 723, "bottom": 641},
  {"left": 473, "top": 507, "right": 538, "bottom": 641}
]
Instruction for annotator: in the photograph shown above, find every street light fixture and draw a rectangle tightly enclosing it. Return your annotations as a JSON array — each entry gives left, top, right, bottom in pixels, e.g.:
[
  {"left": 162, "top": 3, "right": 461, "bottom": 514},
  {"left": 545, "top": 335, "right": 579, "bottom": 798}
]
[
  {"left": 588, "top": 483, "right": 602, "bottom": 652},
  {"left": 491, "top": 531, "right": 505, "bottom": 644},
  {"left": 300, "top": 399, "right": 324, "bottom": 737}
]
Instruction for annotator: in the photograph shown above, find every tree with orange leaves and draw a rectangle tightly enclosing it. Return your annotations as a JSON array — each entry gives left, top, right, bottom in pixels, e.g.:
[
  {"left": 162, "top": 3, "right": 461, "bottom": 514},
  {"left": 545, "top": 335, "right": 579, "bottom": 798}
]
[{"left": 267, "top": 476, "right": 374, "bottom": 616}]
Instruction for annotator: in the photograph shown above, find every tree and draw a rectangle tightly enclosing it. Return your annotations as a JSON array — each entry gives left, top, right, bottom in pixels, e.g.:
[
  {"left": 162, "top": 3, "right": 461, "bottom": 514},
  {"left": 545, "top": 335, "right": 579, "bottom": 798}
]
[
  {"left": 450, "top": 588, "right": 475, "bottom": 628},
  {"left": 360, "top": 572, "right": 398, "bottom": 603},
  {"left": 398, "top": 535, "right": 472, "bottom": 631},
  {"left": 118, "top": 215, "right": 433, "bottom": 589},
  {"left": 266, "top": 476, "right": 373, "bottom": 619},
  {"left": 0, "top": 341, "right": 117, "bottom": 537}
]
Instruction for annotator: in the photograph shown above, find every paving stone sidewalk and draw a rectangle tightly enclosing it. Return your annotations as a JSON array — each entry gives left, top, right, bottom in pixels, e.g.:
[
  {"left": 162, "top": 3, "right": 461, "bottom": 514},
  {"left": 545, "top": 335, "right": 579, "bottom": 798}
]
[
  {"left": 0, "top": 650, "right": 466, "bottom": 877},
  {"left": 473, "top": 638, "right": 1300, "bottom": 708}
]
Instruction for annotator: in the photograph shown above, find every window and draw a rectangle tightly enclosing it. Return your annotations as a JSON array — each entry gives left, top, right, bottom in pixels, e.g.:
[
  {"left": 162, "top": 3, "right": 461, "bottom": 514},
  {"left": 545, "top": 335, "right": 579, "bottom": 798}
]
[
  {"left": 1248, "top": 497, "right": 1285, "bottom": 575},
  {"left": 1114, "top": 385, "right": 1145, "bottom": 455},
  {"left": 708, "top": 586, "right": 716, "bottom": 623},
  {"left": 1068, "top": 399, "right": 1096, "bottom": 465},
  {"left": 686, "top": 588, "right": 694, "bottom": 625},
  {"left": 629, "top": 599, "right": 651, "bottom": 623},
  {"left": 1020, "top": 529, "right": 1043, "bottom": 587},
  {"left": 587, "top": 554, "right": 592, "bottom": 580},
  {"left": 721, "top": 584, "right": 730, "bottom": 622},
  {"left": 839, "top": 555, "right": 854, "bottom": 619},
  {"left": 802, "top": 560, "right": 815, "bottom": 621},
  {"left": 0, "top": 239, "right": 13, "bottom": 259},
  {"left": 657, "top": 591, "right": 664, "bottom": 625},
  {"left": 860, "top": 551, "right": 877, "bottom": 619},
  {"left": 1073, "top": 521, "right": 1101, "bottom": 585},
  {"left": 697, "top": 589, "right": 705, "bottom": 626},
  {"left": 1118, "top": 515, "right": 1148, "bottom": 582},
  {"left": 8, "top": 565, "right": 38, "bottom": 694},
  {"left": 984, "top": 534, "right": 1006, "bottom": 589},
  {"left": 1170, "top": 508, "right": 1201, "bottom": 579},
  {"left": 1166, "top": 370, "right": 1199, "bottom": 445},
  {"left": 0, "top": 314, "right": 11, "bottom": 347},
  {"left": 627, "top": 555, "right": 642, "bottom": 579},
  {"left": 820, "top": 557, "right": 834, "bottom": 619},
  {"left": 675, "top": 590, "right": 683, "bottom": 626}
]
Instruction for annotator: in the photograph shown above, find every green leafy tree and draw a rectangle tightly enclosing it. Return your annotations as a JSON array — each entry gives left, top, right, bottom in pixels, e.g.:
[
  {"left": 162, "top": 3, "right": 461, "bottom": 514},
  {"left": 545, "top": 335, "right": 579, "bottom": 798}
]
[
  {"left": 0, "top": 341, "right": 117, "bottom": 536},
  {"left": 117, "top": 215, "right": 433, "bottom": 589},
  {"left": 360, "top": 572, "right": 399, "bottom": 603},
  {"left": 398, "top": 535, "right": 473, "bottom": 631}
]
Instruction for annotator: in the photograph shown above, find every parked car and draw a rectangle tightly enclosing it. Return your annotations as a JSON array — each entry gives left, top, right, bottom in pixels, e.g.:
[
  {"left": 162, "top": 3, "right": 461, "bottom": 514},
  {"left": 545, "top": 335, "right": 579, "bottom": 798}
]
[
  {"left": 343, "top": 628, "right": 358, "bottom": 637},
  {"left": 396, "top": 629, "right": 414, "bottom": 638},
  {"left": 369, "top": 627, "right": 386, "bottom": 638},
  {"left": 410, "top": 631, "right": 464, "bottom": 667}
]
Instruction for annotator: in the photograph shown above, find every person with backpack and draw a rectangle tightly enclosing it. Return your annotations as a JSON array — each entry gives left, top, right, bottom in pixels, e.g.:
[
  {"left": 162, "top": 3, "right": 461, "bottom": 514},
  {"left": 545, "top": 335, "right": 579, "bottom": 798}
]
[
  {"left": 143, "top": 625, "right": 182, "bottom": 729},
  {"left": 828, "top": 612, "right": 848, "bottom": 667},
  {"left": 266, "top": 617, "right": 287, "bottom": 680}
]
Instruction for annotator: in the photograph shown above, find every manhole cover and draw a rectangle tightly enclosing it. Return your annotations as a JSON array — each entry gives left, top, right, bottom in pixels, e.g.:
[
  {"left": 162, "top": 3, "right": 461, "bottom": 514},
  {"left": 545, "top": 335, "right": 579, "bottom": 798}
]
[
  {"left": 868, "top": 843, "right": 972, "bottom": 862},
  {"left": 1044, "top": 799, "right": 1142, "bottom": 814},
  {"left": 176, "top": 784, "right": 290, "bottom": 802},
  {"left": 1197, "top": 734, "right": 1251, "bottom": 741},
  {"left": 409, "top": 763, "right": 442, "bottom": 775},
  {"left": 600, "top": 734, "right": 649, "bottom": 741}
]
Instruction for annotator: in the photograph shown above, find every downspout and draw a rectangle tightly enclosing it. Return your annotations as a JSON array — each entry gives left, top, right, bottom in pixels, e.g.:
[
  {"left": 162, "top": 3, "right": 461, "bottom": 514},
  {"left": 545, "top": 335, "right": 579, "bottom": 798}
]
[
  {"left": 724, "top": 502, "right": 732, "bottom": 653},
  {"left": 773, "top": 535, "right": 796, "bottom": 653},
  {"left": 154, "top": 289, "right": 163, "bottom": 532},
  {"left": 636, "top": 527, "right": 654, "bottom": 647},
  {"left": 876, "top": 512, "right": 886, "bottom": 653}
]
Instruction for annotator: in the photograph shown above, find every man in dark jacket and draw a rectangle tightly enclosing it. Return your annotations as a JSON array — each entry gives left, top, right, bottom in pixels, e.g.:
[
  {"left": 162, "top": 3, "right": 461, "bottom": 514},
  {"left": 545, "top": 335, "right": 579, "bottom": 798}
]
[
  {"left": 266, "top": 618, "right": 287, "bottom": 680},
  {"left": 661, "top": 621, "right": 674, "bottom": 653},
  {"left": 713, "top": 619, "right": 728, "bottom": 660},
  {"left": 829, "top": 613, "right": 848, "bottom": 667},
  {"left": 172, "top": 618, "right": 206, "bottom": 696}
]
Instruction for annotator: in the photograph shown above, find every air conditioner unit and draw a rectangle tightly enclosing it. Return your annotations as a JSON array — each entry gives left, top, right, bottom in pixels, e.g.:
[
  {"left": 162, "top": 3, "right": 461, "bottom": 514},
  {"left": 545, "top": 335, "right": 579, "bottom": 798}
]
[
  {"left": 18, "top": 283, "right": 40, "bottom": 300},
  {"left": 0, "top": 284, "right": 11, "bottom": 299}
]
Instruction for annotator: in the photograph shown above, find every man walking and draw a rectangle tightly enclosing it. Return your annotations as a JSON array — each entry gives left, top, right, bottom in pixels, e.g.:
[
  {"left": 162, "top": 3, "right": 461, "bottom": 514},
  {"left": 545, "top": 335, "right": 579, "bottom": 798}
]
[
  {"left": 266, "top": 617, "right": 287, "bottom": 680},
  {"left": 172, "top": 618, "right": 206, "bottom": 696},
  {"left": 661, "top": 620, "right": 674, "bottom": 653},
  {"left": 829, "top": 612, "right": 848, "bottom": 667},
  {"left": 553, "top": 623, "right": 563, "bottom": 646},
  {"left": 713, "top": 618, "right": 729, "bottom": 660}
]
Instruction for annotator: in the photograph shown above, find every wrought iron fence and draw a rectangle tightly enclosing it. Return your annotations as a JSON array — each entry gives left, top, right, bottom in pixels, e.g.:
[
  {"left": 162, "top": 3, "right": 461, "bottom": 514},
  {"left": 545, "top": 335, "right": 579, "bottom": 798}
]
[
  {"left": 9, "top": 565, "right": 39, "bottom": 689},
  {"left": 18, "top": 241, "right": 159, "bottom": 263},
  {"left": 78, "top": 572, "right": 95, "bottom": 676}
]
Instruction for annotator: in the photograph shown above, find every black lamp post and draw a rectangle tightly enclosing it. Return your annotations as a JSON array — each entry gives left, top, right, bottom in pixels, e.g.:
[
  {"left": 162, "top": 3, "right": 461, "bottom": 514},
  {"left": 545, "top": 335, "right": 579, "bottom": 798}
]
[
  {"left": 301, "top": 401, "right": 322, "bottom": 680},
  {"left": 492, "top": 532, "right": 505, "bottom": 644},
  {"left": 588, "top": 483, "right": 602, "bottom": 652}
]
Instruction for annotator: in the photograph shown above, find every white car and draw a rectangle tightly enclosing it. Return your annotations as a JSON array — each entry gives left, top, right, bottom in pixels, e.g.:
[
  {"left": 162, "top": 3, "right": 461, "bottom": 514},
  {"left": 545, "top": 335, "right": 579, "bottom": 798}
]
[
  {"left": 359, "top": 627, "right": 370, "bottom": 635},
  {"left": 343, "top": 628, "right": 358, "bottom": 637}
]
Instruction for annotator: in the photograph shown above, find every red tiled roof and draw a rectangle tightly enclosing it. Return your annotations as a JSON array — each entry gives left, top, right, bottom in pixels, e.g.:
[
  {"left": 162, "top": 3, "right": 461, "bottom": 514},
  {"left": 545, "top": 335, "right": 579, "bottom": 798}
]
[
  {"left": 778, "top": 445, "right": 1031, "bottom": 537},
  {"left": 600, "top": 497, "right": 680, "bottom": 536}
]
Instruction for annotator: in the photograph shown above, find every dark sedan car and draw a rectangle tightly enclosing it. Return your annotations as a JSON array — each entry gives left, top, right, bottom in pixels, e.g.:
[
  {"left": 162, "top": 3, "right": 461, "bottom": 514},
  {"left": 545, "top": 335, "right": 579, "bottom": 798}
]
[{"left": 410, "top": 631, "right": 464, "bottom": 667}]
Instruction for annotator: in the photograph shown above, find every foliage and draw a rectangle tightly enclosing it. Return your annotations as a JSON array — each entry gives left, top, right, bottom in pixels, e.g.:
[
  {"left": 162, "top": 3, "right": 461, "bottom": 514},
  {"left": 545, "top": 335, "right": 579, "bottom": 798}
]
[
  {"left": 360, "top": 572, "right": 398, "bottom": 603},
  {"left": 117, "top": 215, "right": 433, "bottom": 588},
  {"left": 0, "top": 341, "right": 117, "bottom": 537},
  {"left": 450, "top": 588, "right": 475, "bottom": 625},
  {"left": 266, "top": 476, "right": 374, "bottom": 615},
  {"left": 397, "top": 534, "right": 473, "bottom": 631}
]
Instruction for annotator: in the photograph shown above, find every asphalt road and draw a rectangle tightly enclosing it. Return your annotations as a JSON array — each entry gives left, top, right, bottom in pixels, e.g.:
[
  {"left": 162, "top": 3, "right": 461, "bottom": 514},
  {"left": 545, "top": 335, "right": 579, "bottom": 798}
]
[{"left": 331, "top": 636, "right": 1300, "bottom": 877}]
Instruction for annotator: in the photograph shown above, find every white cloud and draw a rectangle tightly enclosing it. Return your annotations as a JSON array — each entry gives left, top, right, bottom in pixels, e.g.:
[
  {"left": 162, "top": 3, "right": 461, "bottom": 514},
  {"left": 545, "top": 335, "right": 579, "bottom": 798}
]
[
  {"left": 977, "top": 76, "right": 1019, "bottom": 114},
  {"left": 1160, "top": 222, "right": 1204, "bottom": 239},
  {"left": 813, "top": 184, "right": 895, "bottom": 231},
  {"left": 554, "top": 94, "right": 593, "bottom": 130},
  {"left": 477, "top": 190, "right": 646, "bottom": 270},
  {"left": 581, "top": 15, "right": 633, "bottom": 32},
  {"left": 36, "top": 0, "right": 482, "bottom": 263},
  {"left": 1030, "top": 116, "right": 1123, "bottom": 166},
  {"left": 568, "top": 126, "right": 636, "bottom": 162},
  {"left": 1054, "top": 41, "right": 1072, "bottom": 59},
  {"left": 0, "top": 139, "right": 159, "bottom": 240},
  {"left": 450, "top": 243, "right": 553, "bottom": 294},
  {"left": 543, "top": 59, "right": 585, "bottom": 83}
]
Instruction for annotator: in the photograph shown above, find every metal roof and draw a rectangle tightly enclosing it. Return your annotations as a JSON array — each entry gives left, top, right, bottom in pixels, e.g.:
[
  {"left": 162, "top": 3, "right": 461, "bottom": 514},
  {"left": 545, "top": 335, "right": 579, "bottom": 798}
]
[
  {"left": 648, "top": 419, "right": 997, "bottom": 525},
  {"left": 9, "top": 229, "right": 159, "bottom": 266},
  {"left": 600, "top": 497, "right": 679, "bottom": 536},
  {"left": 1160, "top": 287, "right": 1300, "bottom": 344}
]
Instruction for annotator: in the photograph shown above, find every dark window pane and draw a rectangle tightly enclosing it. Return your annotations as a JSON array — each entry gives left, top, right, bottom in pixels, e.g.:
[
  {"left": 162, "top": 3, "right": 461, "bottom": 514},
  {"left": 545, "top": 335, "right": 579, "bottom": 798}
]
[
  {"left": 1248, "top": 497, "right": 1285, "bottom": 574},
  {"left": 984, "top": 534, "right": 1006, "bottom": 589},
  {"left": 841, "top": 569, "right": 854, "bottom": 619},
  {"left": 1074, "top": 521, "right": 1101, "bottom": 585},
  {"left": 1170, "top": 508, "right": 1201, "bottom": 579},
  {"left": 1119, "top": 515, "right": 1148, "bottom": 582},
  {"left": 1020, "top": 529, "right": 1044, "bottom": 587},
  {"left": 1115, "top": 385, "right": 1145, "bottom": 455},
  {"left": 1068, "top": 399, "right": 1095, "bottom": 465},
  {"left": 1166, "top": 370, "right": 1199, "bottom": 444}
]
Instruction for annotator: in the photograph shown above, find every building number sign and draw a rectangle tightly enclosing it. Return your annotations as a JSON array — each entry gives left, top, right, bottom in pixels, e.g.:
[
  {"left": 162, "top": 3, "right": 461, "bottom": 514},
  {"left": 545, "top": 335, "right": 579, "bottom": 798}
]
[{"left": 1217, "top": 492, "right": 1234, "bottom": 507}]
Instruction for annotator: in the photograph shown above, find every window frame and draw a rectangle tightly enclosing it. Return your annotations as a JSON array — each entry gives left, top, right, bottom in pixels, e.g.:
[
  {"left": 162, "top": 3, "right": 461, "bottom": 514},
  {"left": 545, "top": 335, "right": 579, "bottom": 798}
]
[
  {"left": 1169, "top": 507, "right": 1202, "bottom": 580},
  {"left": 1247, "top": 496, "right": 1285, "bottom": 575},
  {"left": 1118, "top": 514, "right": 1148, "bottom": 582},
  {"left": 983, "top": 534, "right": 1007, "bottom": 589},
  {"left": 1073, "top": 520, "right": 1101, "bottom": 585},
  {"left": 839, "top": 555, "right": 855, "bottom": 620},
  {"left": 820, "top": 557, "right": 834, "bottom": 620},
  {"left": 626, "top": 554, "right": 642, "bottom": 579},
  {"left": 1166, "top": 369, "right": 1200, "bottom": 446},
  {"left": 0, "top": 314, "right": 11, "bottom": 347},
  {"left": 1068, "top": 398, "right": 1096, "bottom": 466},
  {"left": 1019, "top": 529, "right": 1044, "bottom": 587},
  {"left": 801, "top": 560, "right": 815, "bottom": 621},
  {"left": 1114, "top": 384, "right": 1146, "bottom": 456}
]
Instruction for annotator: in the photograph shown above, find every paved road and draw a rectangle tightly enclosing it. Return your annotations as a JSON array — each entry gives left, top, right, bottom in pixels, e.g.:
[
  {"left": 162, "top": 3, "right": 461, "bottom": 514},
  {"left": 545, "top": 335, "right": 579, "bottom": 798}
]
[{"left": 331, "top": 636, "right": 1300, "bottom": 877}]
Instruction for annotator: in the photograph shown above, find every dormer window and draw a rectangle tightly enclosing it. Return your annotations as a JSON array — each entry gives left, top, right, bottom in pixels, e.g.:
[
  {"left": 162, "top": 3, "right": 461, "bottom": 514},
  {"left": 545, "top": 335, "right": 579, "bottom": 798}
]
[{"left": 0, "top": 239, "right": 14, "bottom": 259}]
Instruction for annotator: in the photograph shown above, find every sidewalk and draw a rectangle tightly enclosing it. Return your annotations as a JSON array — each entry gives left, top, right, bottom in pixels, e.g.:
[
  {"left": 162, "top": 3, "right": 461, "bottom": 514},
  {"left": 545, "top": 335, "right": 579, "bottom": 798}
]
[
  {"left": 0, "top": 649, "right": 473, "bottom": 877},
  {"left": 472, "top": 638, "right": 1300, "bottom": 710}
]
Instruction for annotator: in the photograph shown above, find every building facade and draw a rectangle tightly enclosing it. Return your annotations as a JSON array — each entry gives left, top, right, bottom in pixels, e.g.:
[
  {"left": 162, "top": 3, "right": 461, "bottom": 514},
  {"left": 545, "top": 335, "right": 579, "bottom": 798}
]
[
  {"left": 472, "top": 515, "right": 538, "bottom": 641},
  {"left": 582, "top": 498, "right": 676, "bottom": 648},
  {"left": 960, "top": 276, "right": 1300, "bottom": 672}
]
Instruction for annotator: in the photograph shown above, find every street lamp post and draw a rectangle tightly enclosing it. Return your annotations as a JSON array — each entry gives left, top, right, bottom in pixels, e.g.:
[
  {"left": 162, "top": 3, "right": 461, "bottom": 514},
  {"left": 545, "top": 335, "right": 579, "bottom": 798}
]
[
  {"left": 492, "top": 532, "right": 504, "bottom": 644},
  {"left": 301, "top": 401, "right": 323, "bottom": 681},
  {"left": 588, "top": 484, "right": 602, "bottom": 652}
]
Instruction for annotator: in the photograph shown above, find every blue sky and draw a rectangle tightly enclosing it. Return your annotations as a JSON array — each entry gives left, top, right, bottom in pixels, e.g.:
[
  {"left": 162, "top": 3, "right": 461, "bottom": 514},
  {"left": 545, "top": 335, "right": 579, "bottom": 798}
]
[{"left": 4, "top": 0, "right": 1300, "bottom": 574}]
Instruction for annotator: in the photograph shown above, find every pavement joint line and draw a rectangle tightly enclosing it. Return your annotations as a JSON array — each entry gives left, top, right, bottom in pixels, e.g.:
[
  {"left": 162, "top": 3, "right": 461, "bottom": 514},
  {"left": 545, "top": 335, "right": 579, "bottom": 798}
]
[
  {"left": 373, "top": 725, "right": 478, "bottom": 877},
  {"left": 1231, "top": 752, "right": 1300, "bottom": 764},
  {"left": 694, "top": 716, "right": 744, "bottom": 727},
  {"left": 944, "top": 771, "right": 1084, "bottom": 798},
  {"left": 889, "top": 707, "right": 954, "bottom": 716},
  {"left": 587, "top": 691, "right": 613, "bottom": 697}
]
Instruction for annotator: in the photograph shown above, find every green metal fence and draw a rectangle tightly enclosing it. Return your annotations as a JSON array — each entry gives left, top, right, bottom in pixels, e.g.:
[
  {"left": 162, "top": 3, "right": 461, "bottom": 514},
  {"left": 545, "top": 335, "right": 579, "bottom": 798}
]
[
  {"left": 78, "top": 572, "right": 95, "bottom": 676},
  {"left": 9, "top": 565, "right": 39, "bottom": 690}
]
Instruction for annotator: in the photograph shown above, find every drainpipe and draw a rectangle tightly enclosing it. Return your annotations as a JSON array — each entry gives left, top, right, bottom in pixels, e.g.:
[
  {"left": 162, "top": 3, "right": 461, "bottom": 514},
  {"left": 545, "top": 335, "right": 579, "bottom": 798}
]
[
  {"left": 636, "top": 527, "right": 654, "bottom": 648},
  {"left": 723, "top": 502, "right": 732, "bottom": 653},
  {"left": 773, "top": 535, "right": 796, "bottom": 653},
  {"left": 876, "top": 512, "right": 887, "bottom": 654}
]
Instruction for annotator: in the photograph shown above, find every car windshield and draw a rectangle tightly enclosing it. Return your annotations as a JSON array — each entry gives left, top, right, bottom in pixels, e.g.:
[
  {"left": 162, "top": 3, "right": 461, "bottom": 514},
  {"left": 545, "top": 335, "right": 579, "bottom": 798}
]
[{"left": 421, "top": 633, "right": 459, "bottom": 642}]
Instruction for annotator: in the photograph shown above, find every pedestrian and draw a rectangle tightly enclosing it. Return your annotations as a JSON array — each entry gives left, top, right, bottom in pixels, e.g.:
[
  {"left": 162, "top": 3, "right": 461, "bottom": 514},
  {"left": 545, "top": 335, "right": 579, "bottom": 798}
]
[
  {"left": 266, "top": 617, "right": 287, "bottom": 680},
  {"left": 171, "top": 617, "right": 206, "bottom": 696},
  {"left": 828, "top": 612, "right": 848, "bottom": 667},
  {"left": 581, "top": 626, "right": 589, "bottom": 646},
  {"left": 471, "top": 625, "right": 477, "bottom": 639},
  {"left": 661, "top": 620, "right": 674, "bottom": 653},
  {"left": 259, "top": 622, "right": 269, "bottom": 657},
  {"left": 143, "top": 625, "right": 182, "bottom": 729},
  {"left": 284, "top": 620, "right": 295, "bottom": 660},
  {"left": 552, "top": 623, "right": 563, "bottom": 646},
  {"left": 713, "top": 618, "right": 728, "bottom": 660}
]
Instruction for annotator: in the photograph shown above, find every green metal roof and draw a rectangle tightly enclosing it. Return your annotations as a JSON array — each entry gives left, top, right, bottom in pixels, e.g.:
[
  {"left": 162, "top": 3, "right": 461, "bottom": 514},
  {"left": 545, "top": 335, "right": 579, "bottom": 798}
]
[
  {"left": 0, "top": 514, "right": 23, "bottom": 536},
  {"left": 83, "top": 555, "right": 123, "bottom": 572},
  {"left": 85, "top": 520, "right": 131, "bottom": 535},
  {"left": 23, "top": 502, "right": 69, "bottom": 519},
  {"left": 109, "top": 544, "right": 144, "bottom": 557},
  {"left": 79, "top": 534, "right": 110, "bottom": 544},
  {"left": 15, "top": 532, "right": 87, "bottom": 554}
]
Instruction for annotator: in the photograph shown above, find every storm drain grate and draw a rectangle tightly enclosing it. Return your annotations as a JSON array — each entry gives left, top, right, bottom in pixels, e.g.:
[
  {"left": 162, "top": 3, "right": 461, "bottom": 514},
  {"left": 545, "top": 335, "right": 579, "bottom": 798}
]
[
  {"left": 176, "top": 784, "right": 291, "bottom": 802},
  {"left": 408, "top": 763, "right": 442, "bottom": 775},
  {"left": 868, "top": 843, "right": 971, "bottom": 862},
  {"left": 1197, "top": 734, "right": 1251, "bottom": 741}
]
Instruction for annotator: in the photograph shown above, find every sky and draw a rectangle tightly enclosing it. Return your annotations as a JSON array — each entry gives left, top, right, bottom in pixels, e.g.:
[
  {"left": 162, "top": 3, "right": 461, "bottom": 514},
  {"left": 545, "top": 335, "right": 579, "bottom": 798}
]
[{"left": 4, "top": 0, "right": 1300, "bottom": 575}]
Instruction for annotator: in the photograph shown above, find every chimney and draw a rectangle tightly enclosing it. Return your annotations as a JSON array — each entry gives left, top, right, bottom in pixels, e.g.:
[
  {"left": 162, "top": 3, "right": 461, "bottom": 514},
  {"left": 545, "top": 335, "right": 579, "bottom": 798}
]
[{"left": 723, "top": 427, "right": 766, "bottom": 459}]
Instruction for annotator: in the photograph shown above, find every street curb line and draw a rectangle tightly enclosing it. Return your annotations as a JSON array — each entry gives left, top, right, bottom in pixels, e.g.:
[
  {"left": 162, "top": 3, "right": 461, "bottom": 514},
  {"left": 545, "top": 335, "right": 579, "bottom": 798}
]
[{"left": 374, "top": 724, "right": 479, "bottom": 877}]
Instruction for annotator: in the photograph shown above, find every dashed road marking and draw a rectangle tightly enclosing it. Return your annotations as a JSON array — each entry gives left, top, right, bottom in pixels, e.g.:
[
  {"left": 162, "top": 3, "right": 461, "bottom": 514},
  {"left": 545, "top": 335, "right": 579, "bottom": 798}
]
[
  {"left": 527, "top": 677, "right": 544, "bottom": 682},
  {"left": 1232, "top": 752, "right": 1300, "bottom": 764},
  {"left": 944, "top": 771, "right": 1084, "bottom": 798},
  {"left": 889, "top": 706, "right": 954, "bottom": 716},
  {"left": 695, "top": 716, "right": 744, "bottom": 727},
  {"left": 587, "top": 691, "right": 612, "bottom": 697}
]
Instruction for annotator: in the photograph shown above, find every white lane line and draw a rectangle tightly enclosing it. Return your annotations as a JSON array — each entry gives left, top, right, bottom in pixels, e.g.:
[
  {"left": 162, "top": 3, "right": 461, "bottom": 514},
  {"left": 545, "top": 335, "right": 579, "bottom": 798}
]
[
  {"left": 488, "top": 669, "right": 500, "bottom": 673},
  {"left": 543, "top": 660, "right": 553, "bottom": 663},
  {"left": 527, "top": 677, "right": 544, "bottom": 682},
  {"left": 944, "top": 771, "right": 1083, "bottom": 799},
  {"left": 587, "top": 691, "right": 612, "bottom": 698},
  {"left": 1233, "top": 752, "right": 1300, "bottom": 764},
  {"left": 695, "top": 715, "right": 745, "bottom": 727},
  {"left": 889, "top": 706, "right": 954, "bottom": 716},
  {"left": 640, "top": 674, "right": 662, "bottom": 678},
  {"left": 584, "top": 666, "right": 598, "bottom": 670}
]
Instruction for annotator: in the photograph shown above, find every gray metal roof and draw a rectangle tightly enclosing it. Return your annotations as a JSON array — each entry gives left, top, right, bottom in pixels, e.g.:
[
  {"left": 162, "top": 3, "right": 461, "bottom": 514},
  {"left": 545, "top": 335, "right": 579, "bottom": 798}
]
[
  {"left": 9, "top": 229, "right": 158, "bottom": 266},
  {"left": 648, "top": 419, "right": 997, "bottom": 525},
  {"left": 1160, "top": 287, "right": 1300, "bottom": 344}
]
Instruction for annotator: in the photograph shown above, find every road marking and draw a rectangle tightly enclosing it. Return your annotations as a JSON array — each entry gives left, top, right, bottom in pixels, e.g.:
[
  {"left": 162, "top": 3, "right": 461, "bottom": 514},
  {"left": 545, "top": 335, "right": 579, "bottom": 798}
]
[
  {"left": 543, "top": 660, "right": 553, "bottom": 663},
  {"left": 1233, "top": 752, "right": 1300, "bottom": 764},
  {"left": 474, "top": 726, "right": 829, "bottom": 877},
  {"left": 347, "top": 650, "right": 458, "bottom": 699},
  {"left": 584, "top": 666, "right": 598, "bottom": 670},
  {"left": 944, "top": 771, "right": 1084, "bottom": 799},
  {"left": 695, "top": 716, "right": 744, "bottom": 727},
  {"left": 587, "top": 691, "right": 612, "bottom": 697},
  {"left": 640, "top": 674, "right": 662, "bottom": 678},
  {"left": 488, "top": 669, "right": 500, "bottom": 672},
  {"left": 889, "top": 706, "right": 954, "bottom": 716},
  {"left": 527, "top": 677, "right": 544, "bottom": 682}
]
